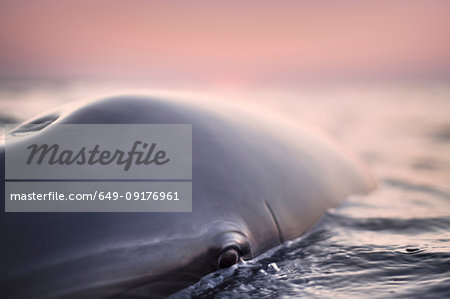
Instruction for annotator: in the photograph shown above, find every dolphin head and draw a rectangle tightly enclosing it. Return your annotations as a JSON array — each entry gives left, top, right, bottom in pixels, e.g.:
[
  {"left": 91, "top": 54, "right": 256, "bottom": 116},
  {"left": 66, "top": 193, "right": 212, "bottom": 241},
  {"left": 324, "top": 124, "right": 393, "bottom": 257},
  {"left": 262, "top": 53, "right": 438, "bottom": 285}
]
[{"left": 0, "top": 96, "right": 375, "bottom": 298}]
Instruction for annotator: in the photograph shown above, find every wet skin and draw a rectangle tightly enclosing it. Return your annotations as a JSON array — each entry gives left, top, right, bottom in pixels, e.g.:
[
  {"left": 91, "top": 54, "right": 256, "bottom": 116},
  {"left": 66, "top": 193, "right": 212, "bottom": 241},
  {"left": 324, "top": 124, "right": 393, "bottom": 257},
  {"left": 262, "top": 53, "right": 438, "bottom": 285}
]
[{"left": 0, "top": 96, "right": 375, "bottom": 298}]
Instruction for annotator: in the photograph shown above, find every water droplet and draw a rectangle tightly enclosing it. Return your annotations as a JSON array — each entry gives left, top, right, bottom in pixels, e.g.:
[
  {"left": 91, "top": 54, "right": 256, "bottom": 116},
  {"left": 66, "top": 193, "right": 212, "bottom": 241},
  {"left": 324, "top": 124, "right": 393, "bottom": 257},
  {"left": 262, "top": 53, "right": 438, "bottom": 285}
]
[{"left": 267, "top": 262, "right": 280, "bottom": 273}]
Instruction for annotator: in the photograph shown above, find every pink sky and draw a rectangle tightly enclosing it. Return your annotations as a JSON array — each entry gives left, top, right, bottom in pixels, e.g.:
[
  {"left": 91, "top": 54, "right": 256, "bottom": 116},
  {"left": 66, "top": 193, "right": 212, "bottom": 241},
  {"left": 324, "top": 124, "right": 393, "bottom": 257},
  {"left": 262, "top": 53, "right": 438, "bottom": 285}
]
[{"left": 1, "top": 0, "right": 449, "bottom": 86}]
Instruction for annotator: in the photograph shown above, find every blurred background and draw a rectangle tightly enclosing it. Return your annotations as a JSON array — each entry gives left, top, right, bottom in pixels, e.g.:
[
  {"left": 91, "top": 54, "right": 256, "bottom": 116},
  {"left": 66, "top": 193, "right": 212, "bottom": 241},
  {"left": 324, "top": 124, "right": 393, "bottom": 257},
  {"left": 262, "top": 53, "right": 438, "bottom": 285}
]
[
  {"left": 1, "top": 1, "right": 449, "bottom": 297},
  {"left": 1, "top": 0, "right": 449, "bottom": 181},
  {"left": 1, "top": 0, "right": 449, "bottom": 113}
]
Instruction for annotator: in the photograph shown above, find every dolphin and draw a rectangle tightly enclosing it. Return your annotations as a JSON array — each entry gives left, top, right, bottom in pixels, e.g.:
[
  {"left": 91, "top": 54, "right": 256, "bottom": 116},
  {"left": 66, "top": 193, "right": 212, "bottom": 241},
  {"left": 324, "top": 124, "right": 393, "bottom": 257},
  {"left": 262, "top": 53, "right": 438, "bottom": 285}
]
[{"left": 0, "top": 96, "right": 375, "bottom": 298}]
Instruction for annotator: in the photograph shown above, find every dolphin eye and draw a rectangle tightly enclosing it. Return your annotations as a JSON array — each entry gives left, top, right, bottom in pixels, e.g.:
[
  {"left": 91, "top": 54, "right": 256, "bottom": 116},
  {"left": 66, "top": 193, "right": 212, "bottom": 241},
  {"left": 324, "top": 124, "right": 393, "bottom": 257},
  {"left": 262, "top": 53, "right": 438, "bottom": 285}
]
[{"left": 218, "top": 248, "right": 240, "bottom": 269}]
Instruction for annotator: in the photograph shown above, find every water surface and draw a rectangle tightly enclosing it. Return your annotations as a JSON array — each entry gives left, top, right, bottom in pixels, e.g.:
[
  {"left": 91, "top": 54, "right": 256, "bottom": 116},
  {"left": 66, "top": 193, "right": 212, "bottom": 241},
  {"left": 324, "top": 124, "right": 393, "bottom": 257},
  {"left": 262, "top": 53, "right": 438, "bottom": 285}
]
[
  {"left": 1, "top": 83, "right": 449, "bottom": 298},
  {"left": 178, "top": 84, "right": 450, "bottom": 298}
]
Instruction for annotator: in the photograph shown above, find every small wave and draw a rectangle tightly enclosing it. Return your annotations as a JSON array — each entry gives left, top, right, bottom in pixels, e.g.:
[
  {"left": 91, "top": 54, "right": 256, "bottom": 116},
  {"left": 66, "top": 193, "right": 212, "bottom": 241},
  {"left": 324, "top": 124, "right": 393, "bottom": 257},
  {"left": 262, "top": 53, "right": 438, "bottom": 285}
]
[
  {"left": 383, "top": 179, "right": 450, "bottom": 200},
  {"left": 326, "top": 213, "right": 450, "bottom": 233}
]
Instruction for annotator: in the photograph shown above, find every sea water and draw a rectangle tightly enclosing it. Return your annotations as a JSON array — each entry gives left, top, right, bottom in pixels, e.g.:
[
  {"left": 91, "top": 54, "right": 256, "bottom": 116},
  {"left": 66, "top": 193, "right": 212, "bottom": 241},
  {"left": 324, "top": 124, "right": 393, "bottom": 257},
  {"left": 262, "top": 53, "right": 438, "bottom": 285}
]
[{"left": 1, "top": 83, "right": 449, "bottom": 298}]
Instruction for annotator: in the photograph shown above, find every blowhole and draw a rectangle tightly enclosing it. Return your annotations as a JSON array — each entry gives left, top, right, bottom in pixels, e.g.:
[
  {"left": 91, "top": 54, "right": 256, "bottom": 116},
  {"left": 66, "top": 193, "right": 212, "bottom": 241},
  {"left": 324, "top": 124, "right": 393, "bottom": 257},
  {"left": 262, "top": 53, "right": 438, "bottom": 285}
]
[{"left": 10, "top": 114, "right": 59, "bottom": 135}]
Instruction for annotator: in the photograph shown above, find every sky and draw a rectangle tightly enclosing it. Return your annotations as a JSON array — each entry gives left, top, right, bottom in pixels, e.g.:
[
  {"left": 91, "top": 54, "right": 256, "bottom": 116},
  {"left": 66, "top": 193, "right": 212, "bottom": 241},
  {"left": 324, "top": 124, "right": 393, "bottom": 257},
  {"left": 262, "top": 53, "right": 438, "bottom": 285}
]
[{"left": 0, "top": 0, "right": 449, "bottom": 88}]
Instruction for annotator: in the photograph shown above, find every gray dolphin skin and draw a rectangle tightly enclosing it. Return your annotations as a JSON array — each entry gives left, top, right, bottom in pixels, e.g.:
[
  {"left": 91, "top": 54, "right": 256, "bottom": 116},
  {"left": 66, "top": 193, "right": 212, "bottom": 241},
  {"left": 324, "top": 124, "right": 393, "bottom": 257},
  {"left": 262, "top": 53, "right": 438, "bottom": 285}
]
[{"left": 0, "top": 96, "right": 375, "bottom": 298}]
